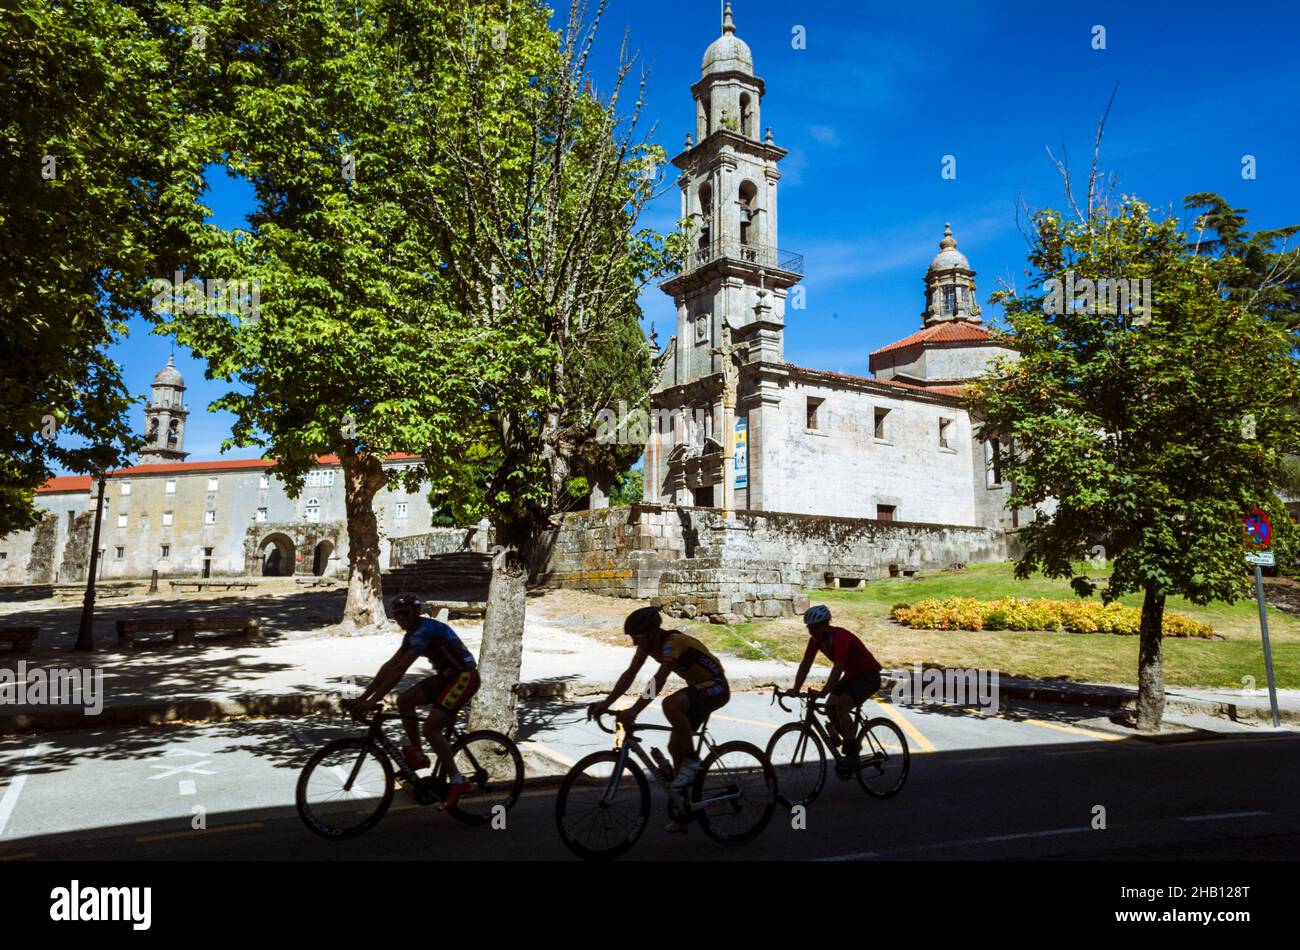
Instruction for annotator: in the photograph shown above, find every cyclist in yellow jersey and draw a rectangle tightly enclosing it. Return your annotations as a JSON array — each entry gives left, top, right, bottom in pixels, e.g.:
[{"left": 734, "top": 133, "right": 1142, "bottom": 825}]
[{"left": 589, "top": 607, "right": 730, "bottom": 799}]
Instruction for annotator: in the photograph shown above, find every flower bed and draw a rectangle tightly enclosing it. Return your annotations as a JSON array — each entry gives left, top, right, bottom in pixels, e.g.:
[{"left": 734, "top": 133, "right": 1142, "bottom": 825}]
[{"left": 889, "top": 597, "right": 1214, "bottom": 638}]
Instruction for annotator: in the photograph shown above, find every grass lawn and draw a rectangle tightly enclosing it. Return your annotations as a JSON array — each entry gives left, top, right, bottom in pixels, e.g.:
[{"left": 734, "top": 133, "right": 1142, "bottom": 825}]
[{"left": 679, "top": 562, "right": 1299, "bottom": 691}]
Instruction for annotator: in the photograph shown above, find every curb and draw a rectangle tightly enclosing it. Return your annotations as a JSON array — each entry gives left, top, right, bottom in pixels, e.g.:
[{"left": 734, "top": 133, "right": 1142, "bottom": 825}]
[{"left": 2, "top": 672, "right": 1294, "bottom": 736}]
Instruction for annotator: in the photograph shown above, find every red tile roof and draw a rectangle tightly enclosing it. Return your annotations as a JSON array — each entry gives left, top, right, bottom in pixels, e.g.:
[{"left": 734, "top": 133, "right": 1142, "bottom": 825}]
[
  {"left": 870, "top": 321, "right": 996, "bottom": 356},
  {"left": 36, "top": 453, "right": 422, "bottom": 493}
]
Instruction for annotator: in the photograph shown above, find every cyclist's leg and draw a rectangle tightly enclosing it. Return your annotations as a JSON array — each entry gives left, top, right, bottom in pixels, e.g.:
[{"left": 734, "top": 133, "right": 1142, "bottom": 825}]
[
  {"left": 826, "top": 691, "right": 855, "bottom": 747},
  {"left": 397, "top": 679, "right": 437, "bottom": 753},
  {"left": 662, "top": 689, "right": 695, "bottom": 771},
  {"left": 422, "top": 669, "right": 479, "bottom": 780}
]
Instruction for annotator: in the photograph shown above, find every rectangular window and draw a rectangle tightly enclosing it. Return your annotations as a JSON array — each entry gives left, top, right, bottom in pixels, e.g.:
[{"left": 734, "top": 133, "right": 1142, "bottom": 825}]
[
  {"left": 117, "top": 513, "right": 128, "bottom": 528},
  {"left": 306, "top": 471, "right": 319, "bottom": 487},
  {"left": 120, "top": 481, "right": 131, "bottom": 496},
  {"left": 204, "top": 510, "right": 216, "bottom": 525},
  {"left": 944, "top": 287, "right": 956, "bottom": 314},
  {"left": 877, "top": 505, "right": 896, "bottom": 522},
  {"left": 256, "top": 507, "right": 268, "bottom": 522},
  {"left": 165, "top": 479, "right": 176, "bottom": 495},
  {"left": 207, "top": 476, "right": 219, "bottom": 492},
  {"left": 989, "top": 438, "right": 1003, "bottom": 486},
  {"left": 874, "top": 408, "right": 890, "bottom": 440},
  {"left": 162, "top": 511, "right": 173, "bottom": 527},
  {"left": 806, "top": 397, "right": 824, "bottom": 430},
  {"left": 0, "top": 552, "right": 7, "bottom": 561},
  {"left": 939, "top": 418, "right": 952, "bottom": 449},
  {"left": 395, "top": 502, "right": 409, "bottom": 519},
  {"left": 322, "top": 469, "right": 335, "bottom": 486},
  {"left": 114, "top": 546, "right": 125, "bottom": 559},
  {"left": 259, "top": 474, "right": 270, "bottom": 490},
  {"left": 160, "top": 544, "right": 170, "bottom": 559}
]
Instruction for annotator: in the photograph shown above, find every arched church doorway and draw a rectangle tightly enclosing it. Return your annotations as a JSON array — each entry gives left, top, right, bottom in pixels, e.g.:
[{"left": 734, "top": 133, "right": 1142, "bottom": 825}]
[
  {"left": 258, "top": 533, "right": 295, "bottom": 576},
  {"left": 312, "top": 540, "right": 333, "bottom": 576}
]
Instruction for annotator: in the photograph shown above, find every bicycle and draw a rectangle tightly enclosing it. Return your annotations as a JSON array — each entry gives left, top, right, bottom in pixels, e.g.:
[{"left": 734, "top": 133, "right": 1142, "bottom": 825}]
[
  {"left": 764, "top": 685, "right": 909, "bottom": 807},
  {"left": 296, "top": 706, "right": 524, "bottom": 839},
  {"left": 554, "top": 709, "right": 776, "bottom": 860}
]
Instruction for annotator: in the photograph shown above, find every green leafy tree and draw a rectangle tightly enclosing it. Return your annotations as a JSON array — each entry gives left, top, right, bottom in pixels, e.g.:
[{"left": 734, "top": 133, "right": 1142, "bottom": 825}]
[
  {"left": 160, "top": 0, "right": 470, "bottom": 627},
  {"left": 409, "top": 1, "right": 678, "bottom": 733},
  {"left": 0, "top": 0, "right": 200, "bottom": 534},
  {"left": 969, "top": 196, "right": 1300, "bottom": 730},
  {"left": 1185, "top": 192, "right": 1300, "bottom": 332}
]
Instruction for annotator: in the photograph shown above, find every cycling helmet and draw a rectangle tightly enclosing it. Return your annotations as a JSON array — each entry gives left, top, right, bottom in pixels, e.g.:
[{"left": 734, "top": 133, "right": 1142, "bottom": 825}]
[
  {"left": 803, "top": 604, "right": 832, "bottom": 626},
  {"left": 391, "top": 594, "right": 424, "bottom": 611},
  {"left": 624, "top": 606, "right": 662, "bottom": 639}
]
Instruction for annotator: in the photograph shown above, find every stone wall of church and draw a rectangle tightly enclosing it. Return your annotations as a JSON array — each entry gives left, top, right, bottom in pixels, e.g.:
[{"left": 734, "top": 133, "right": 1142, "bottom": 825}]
[
  {"left": 389, "top": 526, "right": 492, "bottom": 568},
  {"left": 748, "top": 377, "right": 981, "bottom": 525}
]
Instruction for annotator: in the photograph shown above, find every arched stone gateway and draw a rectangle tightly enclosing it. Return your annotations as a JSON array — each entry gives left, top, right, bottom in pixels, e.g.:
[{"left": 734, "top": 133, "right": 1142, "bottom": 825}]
[
  {"left": 312, "top": 540, "right": 334, "bottom": 576},
  {"left": 258, "top": 533, "right": 296, "bottom": 576}
]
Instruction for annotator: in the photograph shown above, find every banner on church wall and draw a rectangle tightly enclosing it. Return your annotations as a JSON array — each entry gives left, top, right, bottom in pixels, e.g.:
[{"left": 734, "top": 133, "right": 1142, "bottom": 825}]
[{"left": 734, "top": 417, "right": 748, "bottom": 489}]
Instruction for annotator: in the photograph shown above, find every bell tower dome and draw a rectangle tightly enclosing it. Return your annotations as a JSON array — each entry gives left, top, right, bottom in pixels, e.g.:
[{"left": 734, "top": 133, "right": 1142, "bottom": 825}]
[
  {"left": 138, "top": 354, "right": 190, "bottom": 465},
  {"left": 922, "top": 223, "right": 981, "bottom": 326}
]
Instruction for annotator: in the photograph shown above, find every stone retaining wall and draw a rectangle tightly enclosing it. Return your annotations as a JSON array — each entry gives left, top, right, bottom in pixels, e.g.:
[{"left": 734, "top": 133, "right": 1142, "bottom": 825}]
[{"left": 389, "top": 526, "right": 490, "bottom": 569}]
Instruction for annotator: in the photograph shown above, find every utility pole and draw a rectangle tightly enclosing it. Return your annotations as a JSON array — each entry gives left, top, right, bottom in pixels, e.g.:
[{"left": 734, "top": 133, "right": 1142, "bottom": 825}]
[{"left": 75, "top": 471, "right": 108, "bottom": 652}]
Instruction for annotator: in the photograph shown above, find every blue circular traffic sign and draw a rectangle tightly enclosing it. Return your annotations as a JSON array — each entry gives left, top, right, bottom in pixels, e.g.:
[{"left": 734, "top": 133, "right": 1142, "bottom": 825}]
[{"left": 1244, "top": 509, "right": 1272, "bottom": 548}]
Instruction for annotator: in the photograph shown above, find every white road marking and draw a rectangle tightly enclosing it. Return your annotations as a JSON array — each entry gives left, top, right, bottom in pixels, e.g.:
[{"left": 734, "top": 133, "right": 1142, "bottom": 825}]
[
  {"left": 1178, "top": 811, "right": 1269, "bottom": 822},
  {"left": 817, "top": 826, "right": 1090, "bottom": 861},
  {"left": 0, "top": 743, "right": 48, "bottom": 839}
]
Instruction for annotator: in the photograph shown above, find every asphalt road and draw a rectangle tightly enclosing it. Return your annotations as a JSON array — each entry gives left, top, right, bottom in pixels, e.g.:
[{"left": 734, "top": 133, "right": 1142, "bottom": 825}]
[{"left": 1, "top": 692, "right": 1298, "bottom": 861}]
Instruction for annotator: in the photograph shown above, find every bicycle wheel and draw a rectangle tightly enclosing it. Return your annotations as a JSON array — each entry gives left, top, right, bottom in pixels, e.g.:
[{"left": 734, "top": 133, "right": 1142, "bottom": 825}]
[
  {"left": 693, "top": 740, "right": 776, "bottom": 845},
  {"left": 856, "top": 717, "right": 909, "bottom": 799},
  {"left": 554, "top": 750, "right": 650, "bottom": 860},
  {"left": 765, "top": 723, "right": 827, "bottom": 808},
  {"left": 296, "top": 738, "right": 394, "bottom": 840},
  {"left": 444, "top": 730, "right": 525, "bottom": 826}
]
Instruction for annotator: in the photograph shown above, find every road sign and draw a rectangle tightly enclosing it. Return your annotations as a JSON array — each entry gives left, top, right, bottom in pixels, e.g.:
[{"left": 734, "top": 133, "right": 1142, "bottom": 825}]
[
  {"left": 1244, "top": 509, "right": 1272, "bottom": 548},
  {"left": 1246, "top": 551, "right": 1275, "bottom": 568}
]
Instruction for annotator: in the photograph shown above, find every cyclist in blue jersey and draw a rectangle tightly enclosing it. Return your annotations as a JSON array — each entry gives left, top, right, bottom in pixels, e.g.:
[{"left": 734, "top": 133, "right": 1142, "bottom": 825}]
[{"left": 347, "top": 595, "right": 480, "bottom": 809}]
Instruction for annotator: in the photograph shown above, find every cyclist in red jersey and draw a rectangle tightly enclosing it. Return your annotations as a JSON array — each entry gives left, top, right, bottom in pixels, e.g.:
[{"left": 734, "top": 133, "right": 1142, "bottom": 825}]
[{"left": 791, "top": 604, "right": 883, "bottom": 767}]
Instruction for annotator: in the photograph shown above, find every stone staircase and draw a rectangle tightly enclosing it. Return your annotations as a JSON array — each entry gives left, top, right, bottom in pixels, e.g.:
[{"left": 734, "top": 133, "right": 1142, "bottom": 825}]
[{"left": 381, "top": 552, "right": 493, "bottom": 602}]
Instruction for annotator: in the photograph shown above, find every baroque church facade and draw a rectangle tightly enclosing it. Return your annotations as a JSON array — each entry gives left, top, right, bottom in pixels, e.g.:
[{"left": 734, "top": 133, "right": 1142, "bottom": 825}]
[{"left": 644, "top": 5, "right": 1018, "bottom": 530}]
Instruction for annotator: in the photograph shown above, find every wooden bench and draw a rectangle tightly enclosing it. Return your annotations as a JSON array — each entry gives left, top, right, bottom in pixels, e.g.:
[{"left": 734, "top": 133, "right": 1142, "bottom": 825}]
[
  {"left": 0, "top": 627, "right": 39, "bottom": 653},
  {"left": 116, "top": 616, "right": 262, "bottom": 649}
]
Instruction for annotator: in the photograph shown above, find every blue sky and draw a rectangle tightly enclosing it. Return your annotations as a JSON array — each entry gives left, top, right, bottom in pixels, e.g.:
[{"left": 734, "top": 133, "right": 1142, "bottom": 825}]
[{"left": 101, "top": 0, "right": 1300, "bottom": 469}]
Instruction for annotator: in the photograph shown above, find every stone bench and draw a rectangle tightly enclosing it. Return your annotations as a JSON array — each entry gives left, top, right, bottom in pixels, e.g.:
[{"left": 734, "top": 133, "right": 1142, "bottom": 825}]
[
  {"left": 0, "top": 627, "right": 39, "bottom": 653},
  {"left": 116, "top": 616, "right": 262, "bottom": 649},
  {"left": 168, "top": 580, "right": 256, "bottom": 593},
  {"left": 423, "top": 600, "right": 487, "bottom": 619}
]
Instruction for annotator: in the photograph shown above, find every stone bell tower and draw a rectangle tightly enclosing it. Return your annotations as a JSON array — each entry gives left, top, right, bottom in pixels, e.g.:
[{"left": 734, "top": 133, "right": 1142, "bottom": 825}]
[
  {"left": 138, "top": 354, "right": 190, "bottom": 465},
  {"left": 647, "top": 2, "right": 804, "bottom": 510}
]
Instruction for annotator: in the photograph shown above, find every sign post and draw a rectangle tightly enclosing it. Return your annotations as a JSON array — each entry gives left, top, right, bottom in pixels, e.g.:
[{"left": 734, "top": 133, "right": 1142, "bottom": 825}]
[{"left": 1243, "top": 509, "right": 1281, "bottom": 727}]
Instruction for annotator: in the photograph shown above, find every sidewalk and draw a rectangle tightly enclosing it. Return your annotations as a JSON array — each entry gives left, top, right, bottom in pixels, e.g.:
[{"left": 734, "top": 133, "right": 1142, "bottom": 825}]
[{"left": 2, "top": 614, "right": 1297, "bottom": 733}]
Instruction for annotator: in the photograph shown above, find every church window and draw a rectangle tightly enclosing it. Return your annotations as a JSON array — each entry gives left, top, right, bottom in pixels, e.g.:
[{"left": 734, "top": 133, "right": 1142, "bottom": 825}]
[
  {"left": 120, "top": 481, "right": 131, "bottom": 496},
  {"left": 693, "top": 485, "right": 715, "bottom": 507},
  {"left": 162, "top": 512, "right": 173, "bottom": 526},
  {"left": 988, "top": 438, "right": 1003, "bottom": 486},
  {"left": 739, "top": 93, "right": 752, "bottom": 137},
  {"left": 943, "top": 286, "right": 956, "bottom": 315},
  {"left": 207, "top": 476, "right": 219, "bottom": 492},
  {"left": 877, "top": 505, "right": 896, "bottom": 522},
  {"left": 256, "top": 507, "right": 267, "bottom": 522},
  {"left": 167, "top": 419, "right": 179, "bottom": 447},
  {"left": 204, "top": 510, "right": 216, "bottom": 524},
  {"left": 165, "top": 479, "right": 176, "bottom": 495},
  {"left": 305, "top": 498, "right": 320, "bottom": 523},
  {"left": 738, "top": 181, "right": 758, "bottom": 246},
  {"left": 939, "top": 418, "right": 952, "bottom": 448},
  {"left": 160, "top": 545, "right": 170, "bottom": 559},
  {"left": 115, "top": 546, "right": 125, "bottom": 559},
  {"left": 806, "top": 397, "right": 824, "bottom": 430},
  {"left": 117, "top": 513, "right": 128, "bottom": 528},
  {"left": 874, "top": 407, "right": 891, "bottom": 440}
]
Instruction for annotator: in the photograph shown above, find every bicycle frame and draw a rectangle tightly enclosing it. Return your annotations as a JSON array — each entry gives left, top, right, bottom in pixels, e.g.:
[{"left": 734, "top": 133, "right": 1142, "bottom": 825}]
[
  {"left": 599, "top": 722, "right": 738, "bottom": 811},
  {"left": 360, "top": 711, "right": 474, "bottom": 794},
  {"left": 785, "top": 693, "right": 888, "bottom": 771}
]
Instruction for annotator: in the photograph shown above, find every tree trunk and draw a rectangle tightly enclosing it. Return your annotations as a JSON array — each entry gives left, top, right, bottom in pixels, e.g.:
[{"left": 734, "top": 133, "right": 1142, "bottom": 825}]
[
  {"left": 1135, "top": 584, "right": 1166, "bottom": 731},
  {"left": 469, "top": 545, "right": 528, "bottom": 737},
  {"left": 338, "top": 448, "right": 388, "bottom": 630}
]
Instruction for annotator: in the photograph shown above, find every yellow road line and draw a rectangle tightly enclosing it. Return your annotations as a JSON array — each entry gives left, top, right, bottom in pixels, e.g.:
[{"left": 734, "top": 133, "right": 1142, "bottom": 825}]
[
  {"left": 713, "top": 713, "right": 779, "bottom": 731},
  {"left": 1019, "top": 718, "right": 1124, "bottom": 742},
  {"left": 0, "top": 851, "right": 35, "bottom": 861},
  {"left": 521, "top": 741, "right": 579, "bottom": 769},
  {"left": 873, "top": 701, "right": 938, "bottom": 753},
  {"left": 135, "top": 821, "right": 263, "bottom": 843}
]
